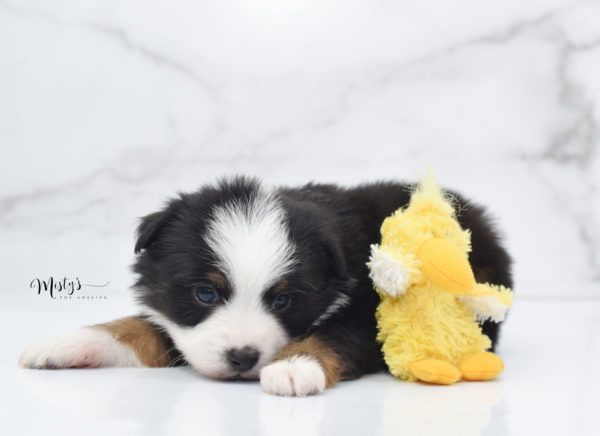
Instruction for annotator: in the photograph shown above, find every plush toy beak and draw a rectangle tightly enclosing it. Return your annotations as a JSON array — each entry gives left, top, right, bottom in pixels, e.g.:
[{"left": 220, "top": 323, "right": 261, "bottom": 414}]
[{"left": 417, "top": 238, "right": 475, "bottom": 294}]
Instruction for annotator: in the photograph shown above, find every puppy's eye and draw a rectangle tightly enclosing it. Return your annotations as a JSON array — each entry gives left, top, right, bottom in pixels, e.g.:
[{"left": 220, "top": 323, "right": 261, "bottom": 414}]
[
  {"left": 194, "top": 286, "right": 218, "bottom": 305},
  {"left": 272, "top": 293, "right": 291, "bottom": 311}
]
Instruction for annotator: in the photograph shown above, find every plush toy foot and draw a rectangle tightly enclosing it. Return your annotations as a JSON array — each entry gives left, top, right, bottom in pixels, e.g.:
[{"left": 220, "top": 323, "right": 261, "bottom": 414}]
[
  {"left": 408, "top": 359, "right": 462, "bottom": 385},
  {"left": 458, "top": 352, "right": 504, "bottom": 381}
]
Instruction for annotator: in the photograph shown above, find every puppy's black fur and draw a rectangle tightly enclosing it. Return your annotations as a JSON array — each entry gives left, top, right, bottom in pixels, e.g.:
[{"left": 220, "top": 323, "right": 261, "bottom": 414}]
[{"left": 133, "top": 176, "right": 512, "bottom": 380}]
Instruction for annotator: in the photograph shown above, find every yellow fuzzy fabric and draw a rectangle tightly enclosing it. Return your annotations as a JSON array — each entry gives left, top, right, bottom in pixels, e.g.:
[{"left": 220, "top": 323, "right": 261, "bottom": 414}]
[
  {"left": 376, "top": 281, "right": 492, "bottom": 381},
  {"left": 369, "top": 171, "right": 513, "bottom": 383}
]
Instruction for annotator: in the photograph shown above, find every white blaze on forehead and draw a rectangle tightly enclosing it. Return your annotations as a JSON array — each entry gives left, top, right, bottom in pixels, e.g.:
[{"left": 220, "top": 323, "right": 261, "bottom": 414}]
[{"left": 204, "top": 189, "right": 296, "bottom": 296}]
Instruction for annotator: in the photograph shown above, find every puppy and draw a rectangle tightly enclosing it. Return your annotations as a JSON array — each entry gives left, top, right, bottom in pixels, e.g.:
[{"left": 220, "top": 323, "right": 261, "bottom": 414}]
[{"left": 19, "top": 176, "right": 512, "bottom": 396}]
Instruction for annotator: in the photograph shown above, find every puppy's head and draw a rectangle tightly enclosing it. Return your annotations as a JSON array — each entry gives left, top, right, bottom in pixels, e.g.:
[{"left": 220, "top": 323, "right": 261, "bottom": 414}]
[{"left": 133, "top": 177, "right": 352, "bottom": 380}]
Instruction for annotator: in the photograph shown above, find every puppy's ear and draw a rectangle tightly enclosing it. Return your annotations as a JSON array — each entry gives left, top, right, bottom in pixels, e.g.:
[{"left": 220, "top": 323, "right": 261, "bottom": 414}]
[
  {"left": 320, "top": 232, "right": 359, "bottom": 301},
  {"left": 321, "top": 231, "right": 349, "bottom": 280},
  {"left": 134, "top": 209, "right": 173, "bottom": 253}
]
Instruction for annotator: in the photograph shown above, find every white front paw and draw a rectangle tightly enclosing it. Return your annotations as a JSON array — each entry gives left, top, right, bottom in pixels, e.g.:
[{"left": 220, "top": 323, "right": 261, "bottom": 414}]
[
  {"left": 19, "top": 327, "right": 141, "bottom": 369},
  {"left": 260, "top": 355, "right": 326, "bottom": 397}
]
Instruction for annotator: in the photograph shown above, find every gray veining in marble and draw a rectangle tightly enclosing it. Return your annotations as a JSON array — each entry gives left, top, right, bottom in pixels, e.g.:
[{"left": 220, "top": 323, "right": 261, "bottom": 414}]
[{"left": 1, "top": 0, "right": 599, "bottom": 298}]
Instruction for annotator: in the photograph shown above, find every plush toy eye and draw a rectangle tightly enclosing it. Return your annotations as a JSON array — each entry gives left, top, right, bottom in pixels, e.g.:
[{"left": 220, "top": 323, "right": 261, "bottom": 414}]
[
  {"left": 272, "top": 293, "right": 291, "bottom": 311},
  {"left": 194, "top": 286, "right": 218, "bottom": 305}
]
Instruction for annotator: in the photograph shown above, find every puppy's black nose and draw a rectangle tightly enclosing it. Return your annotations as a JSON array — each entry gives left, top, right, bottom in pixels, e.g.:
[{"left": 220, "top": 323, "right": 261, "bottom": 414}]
[{"left": 226, "top": 346, "right": 260, "bottom": 373}]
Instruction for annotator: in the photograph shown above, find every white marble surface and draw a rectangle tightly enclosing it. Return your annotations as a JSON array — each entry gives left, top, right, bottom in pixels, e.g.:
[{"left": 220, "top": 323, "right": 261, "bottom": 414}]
[
  {"left": 1, "top": 0, "right": 600, "bottom": 434},
  {"left": 1, "top": 0, "right": 599, "bottom": 296},
  {"left": 3, "top": 298, "right": 600, "bottom": 435}
]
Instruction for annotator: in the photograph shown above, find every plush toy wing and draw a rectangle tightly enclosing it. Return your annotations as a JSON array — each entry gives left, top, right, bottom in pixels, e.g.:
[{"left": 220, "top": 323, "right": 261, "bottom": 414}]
[
  {"left": 368, "top": 244, "right": 421, "bottom": 298},
  {"left": 458, "top": 284, "right": 514, "bottom": 322}
]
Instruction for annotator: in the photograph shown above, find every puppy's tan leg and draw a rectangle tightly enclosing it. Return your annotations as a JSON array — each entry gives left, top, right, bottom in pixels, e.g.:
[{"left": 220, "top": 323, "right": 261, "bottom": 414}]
[
  {"left": 93, "top": 317, "right": 176, "bottom": 367},
  {"left": 260, "top": 335, "right": 342, "bottom": 396},
  {"left": 19, "top": 316, "right": 176, "bottom": 369}
]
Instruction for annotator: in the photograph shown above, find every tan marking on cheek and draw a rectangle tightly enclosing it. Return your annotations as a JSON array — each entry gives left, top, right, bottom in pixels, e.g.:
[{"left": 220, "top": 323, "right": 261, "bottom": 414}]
[
  {"left": 273, "top": 335, "right": 342, "bottom": 387},
  {"left": 272, "top": 280, "right": 288, "bottom": 294},
  {"left": 206, "top": 271, "right": 228, "bottom": 289},
  {"left": 92, "top": 317, "right": 173, "bottom": 367}
]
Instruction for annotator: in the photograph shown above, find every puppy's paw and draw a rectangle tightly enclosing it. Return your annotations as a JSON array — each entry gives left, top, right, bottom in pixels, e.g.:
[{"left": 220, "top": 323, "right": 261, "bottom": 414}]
[
  {"left": 260, "top": 355, "right": 326, "bottom": 397},
  {"left": 19, "top": 327, "right": 141, "bottom": 369}
]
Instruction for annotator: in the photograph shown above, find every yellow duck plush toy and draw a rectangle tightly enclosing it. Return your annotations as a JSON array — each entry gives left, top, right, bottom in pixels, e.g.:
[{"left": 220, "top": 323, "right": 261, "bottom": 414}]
[{"left": 368, "top": 172, "right": 514, "bottom": 385}]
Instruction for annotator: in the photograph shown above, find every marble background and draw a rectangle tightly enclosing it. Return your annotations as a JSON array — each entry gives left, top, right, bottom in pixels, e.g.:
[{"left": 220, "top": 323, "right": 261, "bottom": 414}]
[{"left": 1, "top": 0, "right": 599, "bottom": 320}]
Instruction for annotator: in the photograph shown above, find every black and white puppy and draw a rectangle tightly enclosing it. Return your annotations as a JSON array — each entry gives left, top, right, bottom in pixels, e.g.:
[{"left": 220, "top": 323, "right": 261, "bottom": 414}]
[{"left": 19, "top": 176, "right": 512, "bottom": 396}]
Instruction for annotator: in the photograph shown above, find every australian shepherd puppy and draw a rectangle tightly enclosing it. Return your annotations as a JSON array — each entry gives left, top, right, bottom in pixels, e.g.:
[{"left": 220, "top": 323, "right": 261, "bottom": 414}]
[{"left": 19, "top": 176, "right": 512, "bottom": 396}]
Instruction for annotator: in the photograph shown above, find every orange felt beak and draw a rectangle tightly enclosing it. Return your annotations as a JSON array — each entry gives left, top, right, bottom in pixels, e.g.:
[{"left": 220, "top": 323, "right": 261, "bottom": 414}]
[{"left": 417, "top": 238, "right": 475, "bottom": 294}]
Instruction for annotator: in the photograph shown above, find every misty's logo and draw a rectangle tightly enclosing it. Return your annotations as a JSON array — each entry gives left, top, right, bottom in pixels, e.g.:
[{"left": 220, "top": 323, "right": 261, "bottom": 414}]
[{"left": 29, "top": 277, "right": 109, "bottom": 299}]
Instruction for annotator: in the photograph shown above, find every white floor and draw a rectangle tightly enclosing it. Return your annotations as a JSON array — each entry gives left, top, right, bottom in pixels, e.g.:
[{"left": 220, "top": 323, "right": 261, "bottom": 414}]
[{"left": 2, "top": 297, "right": 599, "bottom": 436}]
